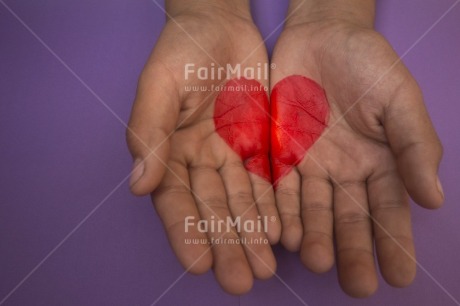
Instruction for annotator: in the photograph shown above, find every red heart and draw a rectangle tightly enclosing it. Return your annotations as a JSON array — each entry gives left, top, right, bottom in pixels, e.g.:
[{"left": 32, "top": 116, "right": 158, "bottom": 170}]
[
  {"left": 271, "top": 75, "right": 329, "bottom": 185},
  {"left": 213, "top": 76, "right": 329, "bottom": 185},
  {"left": 213, "top": 78, "right": 271, "bottom": 181}
]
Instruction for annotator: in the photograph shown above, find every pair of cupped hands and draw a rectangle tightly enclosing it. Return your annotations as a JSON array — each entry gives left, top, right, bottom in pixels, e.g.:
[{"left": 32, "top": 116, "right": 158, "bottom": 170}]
[{"left": 126, "top": 0, "right": 443, "bottom": 298}]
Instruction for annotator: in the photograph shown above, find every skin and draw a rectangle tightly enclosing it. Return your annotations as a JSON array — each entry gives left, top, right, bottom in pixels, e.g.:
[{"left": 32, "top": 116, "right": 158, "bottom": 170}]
[
  {"left": 126, "top": 0, "right": 280, "bottom": 295},
  {"left": 271, "top": 0, "right": 444, "bottom": 298},
  {"left": 127, "top": 0, "right": 444, "bottom": 298}
]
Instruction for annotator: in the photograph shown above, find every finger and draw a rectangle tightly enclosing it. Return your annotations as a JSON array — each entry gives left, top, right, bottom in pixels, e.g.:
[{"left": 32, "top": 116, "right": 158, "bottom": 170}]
[
  {"left": 152, "top": 160, "right": 212, "bottom": 274},
  {"left": 248, "top": 172, "right": 281, "bottom": 245},
  {"left": 127, "top": 67, "right": 180, "bottom": 196},
  {"left": 368, "top": 168, "right": 415, "bottom": 287},
  {"left": 384, "top": 78, "right": 443, "bottom": 208},
  {"left": 190, "top": 165, "right": 253, "bottom": 295},
  {"left": 275, "top": 170, "right": 302, "bottom": 252},
  {"left": 334, "top": 180, "right": 378, "bottom": 298},
  {"left": 299, "top": 175, "right": 334, "bottom": 274},
  {"left": 220, "top": 160, "right": 276, "bottom": 280}
]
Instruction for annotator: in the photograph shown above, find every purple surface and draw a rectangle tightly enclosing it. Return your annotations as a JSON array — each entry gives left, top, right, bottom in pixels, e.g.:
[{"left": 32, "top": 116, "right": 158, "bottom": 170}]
[{"left": 0, "top": 0, "right": 459, "bottom": 305}]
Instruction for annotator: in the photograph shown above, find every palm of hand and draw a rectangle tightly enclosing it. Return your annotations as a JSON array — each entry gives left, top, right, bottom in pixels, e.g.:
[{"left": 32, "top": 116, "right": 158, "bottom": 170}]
[
  {"left": 128, "top": 11, "right": 280, "bottom": 295},
  {"left": 270, "top": 22, "right": 438, "bottom": 297}
]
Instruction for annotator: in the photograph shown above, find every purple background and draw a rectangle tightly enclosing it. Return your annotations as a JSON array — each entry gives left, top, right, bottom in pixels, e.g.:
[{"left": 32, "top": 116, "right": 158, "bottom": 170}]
[{"left": 1, "top": 0, "right": 459, "bottom": 305}]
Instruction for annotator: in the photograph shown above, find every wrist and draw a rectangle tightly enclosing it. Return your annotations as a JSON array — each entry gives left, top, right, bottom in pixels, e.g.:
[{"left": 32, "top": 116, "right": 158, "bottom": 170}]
[
  {"left": 165, "top": 0, "right": 251, "bottom": 20},
  {"left": 285, "top": 0, "right": 375, "bottom": 29}
]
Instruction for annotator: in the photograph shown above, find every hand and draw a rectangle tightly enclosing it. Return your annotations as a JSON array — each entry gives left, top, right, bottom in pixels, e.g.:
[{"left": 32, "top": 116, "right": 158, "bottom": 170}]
[
  {"left": 270, "top": 0, "right": 443, "bottom": 297},
  {"left": 126, "top": 0, "right": 280, "bottom": 295}
]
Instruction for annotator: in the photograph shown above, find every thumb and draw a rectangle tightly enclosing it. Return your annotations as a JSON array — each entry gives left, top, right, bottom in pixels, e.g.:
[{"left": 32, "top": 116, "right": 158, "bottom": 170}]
[
  {"left": 126, "top": 69, "right": 180, "bottom": 196},
  {"left": 383, "top": 77, "right": 443, "bottom": 209}
]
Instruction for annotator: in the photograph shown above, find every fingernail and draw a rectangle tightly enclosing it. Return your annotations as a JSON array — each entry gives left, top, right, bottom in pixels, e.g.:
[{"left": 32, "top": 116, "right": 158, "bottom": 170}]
[
  {"left": 129, "top": 159, "right": 145, "bottom": 188},
  {"left": 436, "top": 176, "right": 444, "bottom": 199}
]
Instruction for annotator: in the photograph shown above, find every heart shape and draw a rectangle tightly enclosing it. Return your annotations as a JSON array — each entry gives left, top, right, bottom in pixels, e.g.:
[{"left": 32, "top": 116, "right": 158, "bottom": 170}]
[
  {"left": 270, "top": 75, "right": 329, "bottom": 185},
  {"left": 213, "top": 78, "right": 271, "bottom": 181},
  {"left": 214, "top": 76, "right": 329, "bottom": 185}
]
